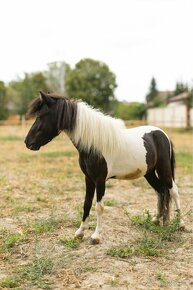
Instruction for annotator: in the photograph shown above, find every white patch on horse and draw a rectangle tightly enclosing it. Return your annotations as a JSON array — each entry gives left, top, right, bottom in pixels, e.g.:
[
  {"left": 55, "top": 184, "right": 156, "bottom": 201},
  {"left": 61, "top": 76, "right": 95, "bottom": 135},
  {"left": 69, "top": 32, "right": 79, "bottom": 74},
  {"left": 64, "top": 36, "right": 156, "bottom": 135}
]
[
  {"left": 75, "top": 217, "right": 89, "bottom": 239},
  {"left": 91, "top": 201, "right": 104, "bottom": 243}
]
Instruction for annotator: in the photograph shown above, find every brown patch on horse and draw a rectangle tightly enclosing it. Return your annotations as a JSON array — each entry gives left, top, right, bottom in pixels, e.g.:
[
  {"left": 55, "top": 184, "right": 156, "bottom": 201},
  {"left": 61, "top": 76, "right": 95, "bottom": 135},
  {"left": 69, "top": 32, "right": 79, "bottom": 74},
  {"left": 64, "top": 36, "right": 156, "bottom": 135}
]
[{"left": 117, "top": 168, "right": 142, "bottom": 180}]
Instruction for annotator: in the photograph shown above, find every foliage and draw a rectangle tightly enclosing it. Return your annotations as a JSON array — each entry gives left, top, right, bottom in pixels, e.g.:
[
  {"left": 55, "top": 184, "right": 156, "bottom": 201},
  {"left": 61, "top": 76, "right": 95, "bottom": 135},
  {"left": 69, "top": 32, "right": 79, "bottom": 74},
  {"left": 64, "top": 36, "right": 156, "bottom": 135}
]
[
  {"left": 146, "top": 77, "right": 159, "bottom": 106},
  {"left": 0, "top": 81, "right": 8, "bottom": 120},
  {"left": 65, "top": 58, "right": 117, "bottom": 112},
  {"left": 173, "top": 81, "right": 189, "bottom": 96},
  {"left": 114, "top": 101, "right": 146, "bottom": 120}
]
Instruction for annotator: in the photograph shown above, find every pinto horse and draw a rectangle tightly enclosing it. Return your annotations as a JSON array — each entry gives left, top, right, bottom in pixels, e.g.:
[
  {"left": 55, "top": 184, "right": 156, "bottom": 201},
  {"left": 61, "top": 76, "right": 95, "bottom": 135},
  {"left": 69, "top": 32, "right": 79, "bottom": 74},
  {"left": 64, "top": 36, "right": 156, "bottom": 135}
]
[{"left": 25, "top": 91, "right": 184, "bottom": 244}]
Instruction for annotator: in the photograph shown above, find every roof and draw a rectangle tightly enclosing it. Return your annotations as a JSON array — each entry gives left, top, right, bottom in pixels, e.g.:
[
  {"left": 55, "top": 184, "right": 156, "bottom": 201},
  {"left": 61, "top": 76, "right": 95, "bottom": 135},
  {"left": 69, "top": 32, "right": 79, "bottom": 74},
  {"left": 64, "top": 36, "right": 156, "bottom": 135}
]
[{"left": 168, "top": 91, "right": 191, "bottom": 103}]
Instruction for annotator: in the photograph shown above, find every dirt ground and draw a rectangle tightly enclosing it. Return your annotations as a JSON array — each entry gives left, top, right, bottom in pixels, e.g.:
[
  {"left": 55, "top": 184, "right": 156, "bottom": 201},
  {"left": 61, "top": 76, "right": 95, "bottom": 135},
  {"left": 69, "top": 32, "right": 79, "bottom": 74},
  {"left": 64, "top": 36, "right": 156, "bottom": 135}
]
[{"left": 0, "top": 125, "right": 192, "bottom": 290}]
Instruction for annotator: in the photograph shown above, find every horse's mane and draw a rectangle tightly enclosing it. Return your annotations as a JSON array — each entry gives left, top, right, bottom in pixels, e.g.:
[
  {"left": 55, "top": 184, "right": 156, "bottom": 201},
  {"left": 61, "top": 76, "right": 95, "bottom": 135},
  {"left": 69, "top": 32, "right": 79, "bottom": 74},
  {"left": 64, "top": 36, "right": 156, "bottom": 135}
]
[{"left": 72, "top": 102, "right": 126, "bottom": 157}]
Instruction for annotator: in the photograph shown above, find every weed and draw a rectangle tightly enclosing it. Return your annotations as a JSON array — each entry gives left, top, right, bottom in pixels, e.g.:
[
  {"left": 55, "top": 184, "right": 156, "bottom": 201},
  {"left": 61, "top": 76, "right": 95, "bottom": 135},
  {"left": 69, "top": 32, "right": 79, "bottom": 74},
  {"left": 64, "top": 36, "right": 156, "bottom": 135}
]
[
  {"left": 32, "top": 215, "right": 63, "bottom": 234},
  {"left": 60, "top": 237, "right": 80, "bottom": 249},
  {"left": 157, "top": 272, "right": 168, "bottom": 287},
  {"left": 4, "top": 233, "right": 23, "bottom": 249},
  {"left": 130, "top": 211, "right": 182, "bottom": 241},
  {"left": 18, "top": 257, "right": 54, "bottom": 289},
  {"left": 107, "top": 246, "right": 134, "bottom": 258},
  {"left": 104, "top": 199, "right": 118, "bottom": 207},
  {"left": 0, "top": 276, "right": 19, "bottom": 288},
  {"left": 107, "top": 235, "right": 163, "bottom": 258}
]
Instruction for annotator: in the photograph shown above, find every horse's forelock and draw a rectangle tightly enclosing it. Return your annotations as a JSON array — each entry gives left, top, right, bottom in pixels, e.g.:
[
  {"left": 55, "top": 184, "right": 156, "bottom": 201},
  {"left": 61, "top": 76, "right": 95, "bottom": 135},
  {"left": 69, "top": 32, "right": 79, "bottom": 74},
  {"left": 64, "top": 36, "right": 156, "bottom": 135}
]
[{"left": 26, "top": 97, "right": 42, "bottom": 119}]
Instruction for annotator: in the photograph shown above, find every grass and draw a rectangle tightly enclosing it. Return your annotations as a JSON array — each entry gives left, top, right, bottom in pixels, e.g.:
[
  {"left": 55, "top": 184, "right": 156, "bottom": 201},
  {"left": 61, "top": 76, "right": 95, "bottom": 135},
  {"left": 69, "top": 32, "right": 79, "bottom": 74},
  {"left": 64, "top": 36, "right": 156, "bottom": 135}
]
[
  {"left": 157, "top": 272, "right": 169, "bottom": 287},
  {"left": 0, "top": 135, "right": 23, "bottom": 141},
  {"left": 0, "top": 276, "right": 19, "bottom": 288},
  {"left": 130, "top": 211, "right": 182, "bottom": 241},
  {"left": 107, "top": 211, "right": 182, "bottom": 259},
  {"left": 0, "top": 257, "right": 54, "bottom": 289},
  {"left": 0, "top": 230, "right": 26, "bottom": 253},
  {"left": 42, "top": 151, "right": 75, "bottom": 158},
  {"left": 30, "top": 215, "right": 64, "bottom": 235},
  {"left": 0, "top": 126, "right": 192, "bottom": 289},
  {"left": 59, "top": 237, "right": 81, "bottom": 249},
  {"left": 107, "top": 235, "right": 164, "bottom": 258},
  {"left": 176, "top": 151, "right": 193, "bottom": 171}
]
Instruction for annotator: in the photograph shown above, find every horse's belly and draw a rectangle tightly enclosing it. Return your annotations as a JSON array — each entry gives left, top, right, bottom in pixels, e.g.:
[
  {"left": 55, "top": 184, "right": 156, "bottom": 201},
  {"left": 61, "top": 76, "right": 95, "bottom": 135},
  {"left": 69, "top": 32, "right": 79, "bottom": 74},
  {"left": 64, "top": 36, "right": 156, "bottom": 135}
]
[{"left": 106, "top": 152, "right": 147, "bottom": 180}]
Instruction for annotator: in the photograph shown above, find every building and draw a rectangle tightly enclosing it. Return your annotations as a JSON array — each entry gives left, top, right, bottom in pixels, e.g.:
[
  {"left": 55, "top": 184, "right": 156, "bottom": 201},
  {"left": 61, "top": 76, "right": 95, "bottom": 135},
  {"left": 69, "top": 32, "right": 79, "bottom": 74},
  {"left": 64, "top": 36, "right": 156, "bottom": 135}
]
[{"left": 147, "top": 92, "right": 193, "bottom": 128}]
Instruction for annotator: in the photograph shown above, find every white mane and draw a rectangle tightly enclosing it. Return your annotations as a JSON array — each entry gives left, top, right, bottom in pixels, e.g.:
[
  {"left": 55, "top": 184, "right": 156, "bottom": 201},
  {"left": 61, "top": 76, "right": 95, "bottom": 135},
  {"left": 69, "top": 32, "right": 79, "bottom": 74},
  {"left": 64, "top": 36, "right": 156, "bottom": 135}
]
[{"left": 71, "top": 102, "right": 126, "bottom": 156}]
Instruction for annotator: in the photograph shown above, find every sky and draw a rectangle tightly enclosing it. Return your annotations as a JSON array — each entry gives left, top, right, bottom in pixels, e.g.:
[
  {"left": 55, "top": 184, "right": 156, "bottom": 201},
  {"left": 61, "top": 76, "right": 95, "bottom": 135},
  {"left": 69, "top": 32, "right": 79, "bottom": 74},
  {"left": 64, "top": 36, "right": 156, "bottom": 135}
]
[{"left": 0, "top": 0, "right": 192, "bottom": 102}]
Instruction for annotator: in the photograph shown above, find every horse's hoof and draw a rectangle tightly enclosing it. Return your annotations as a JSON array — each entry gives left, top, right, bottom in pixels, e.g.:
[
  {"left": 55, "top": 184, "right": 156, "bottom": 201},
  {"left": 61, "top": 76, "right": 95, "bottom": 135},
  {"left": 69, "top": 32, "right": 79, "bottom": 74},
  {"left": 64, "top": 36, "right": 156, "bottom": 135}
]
[
  {"left": 90, "top": 238, "right": 100, "bottom": 245},
  {"left": 74, "top": 233, "right": 84, "bottom": 240},
  {"left": 179, "top": 224, "right": 186, "bottom": 231}
]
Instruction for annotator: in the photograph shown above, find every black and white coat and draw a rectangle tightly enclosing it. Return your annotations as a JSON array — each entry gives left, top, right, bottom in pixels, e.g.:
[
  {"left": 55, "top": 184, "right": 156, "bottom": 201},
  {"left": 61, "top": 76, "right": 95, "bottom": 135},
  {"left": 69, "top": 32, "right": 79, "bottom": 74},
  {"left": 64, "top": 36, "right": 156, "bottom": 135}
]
[{"left": 25, "top": 92, "right": 184, "bottom": 244}]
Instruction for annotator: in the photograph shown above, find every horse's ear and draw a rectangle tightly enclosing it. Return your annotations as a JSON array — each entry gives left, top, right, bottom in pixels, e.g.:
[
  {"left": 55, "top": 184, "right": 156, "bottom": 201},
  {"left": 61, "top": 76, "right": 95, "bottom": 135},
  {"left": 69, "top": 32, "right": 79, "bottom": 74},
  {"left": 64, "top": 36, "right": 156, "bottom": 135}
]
[{"left": 39, "top": 91, "right": 54, "bottom": 106}]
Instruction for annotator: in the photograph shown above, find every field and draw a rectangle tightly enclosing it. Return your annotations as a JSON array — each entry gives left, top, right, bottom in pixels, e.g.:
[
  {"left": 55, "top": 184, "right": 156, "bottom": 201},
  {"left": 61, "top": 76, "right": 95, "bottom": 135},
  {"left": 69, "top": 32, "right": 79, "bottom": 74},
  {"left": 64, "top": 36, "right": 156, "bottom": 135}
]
[{"left": 0, "top": 125, "right": 192, "bottom": 290}]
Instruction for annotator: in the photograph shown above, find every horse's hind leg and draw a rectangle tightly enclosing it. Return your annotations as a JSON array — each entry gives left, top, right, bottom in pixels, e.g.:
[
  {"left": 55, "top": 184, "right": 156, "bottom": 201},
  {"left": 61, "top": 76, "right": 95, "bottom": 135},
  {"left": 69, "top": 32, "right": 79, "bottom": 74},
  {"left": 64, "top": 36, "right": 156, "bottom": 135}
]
[
  {"left": 169, "top": 180, "right": 185, "bottom": 229},
  {"left": 145, "top": 170, "right": 165, "bottom": 223}
]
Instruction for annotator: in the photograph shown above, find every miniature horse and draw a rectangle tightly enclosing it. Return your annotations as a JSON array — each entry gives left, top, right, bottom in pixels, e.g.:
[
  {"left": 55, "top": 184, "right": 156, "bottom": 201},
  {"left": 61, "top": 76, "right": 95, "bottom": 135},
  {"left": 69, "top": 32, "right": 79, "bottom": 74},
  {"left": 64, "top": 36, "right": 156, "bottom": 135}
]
[{"left": 25, "top": 91, "right": 184, "bottom": 244}]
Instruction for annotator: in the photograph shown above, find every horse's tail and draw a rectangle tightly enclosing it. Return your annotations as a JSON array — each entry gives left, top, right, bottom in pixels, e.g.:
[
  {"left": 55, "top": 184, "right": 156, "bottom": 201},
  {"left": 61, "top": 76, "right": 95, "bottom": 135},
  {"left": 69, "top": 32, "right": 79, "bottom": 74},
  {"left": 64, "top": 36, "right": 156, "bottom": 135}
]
[
  {"left": 170, "top": 141, "right": 175, "bottom": 181},
  {"left": 159, "top": 188, "right": 171, "bottom": 225},
  {"left": 159, "top": 140, "right": 175, "bottom": 224}
]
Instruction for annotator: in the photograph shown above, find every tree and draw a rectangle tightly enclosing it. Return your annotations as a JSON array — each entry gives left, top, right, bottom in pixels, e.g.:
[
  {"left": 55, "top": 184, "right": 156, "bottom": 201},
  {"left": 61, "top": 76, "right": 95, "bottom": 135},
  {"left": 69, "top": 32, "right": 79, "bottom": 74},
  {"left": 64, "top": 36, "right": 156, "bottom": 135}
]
[
  {"left": 114, "top": 101, "right": 146, "bottom": 120},
  {"left": 65, "top": 58, "right": 117, "bottom": 112},
  {"left": 10, "top": 72, "right": 48, "bottom": 116},
  {"left": 45, "top": 61, "right": 70, "bottom": 94},
  {"left": 146, "top": 77, "right": 159, "bottom": 106},
  {"left": 173, "top": 81, "right": 188, "bottom": 96},
  {"left": 0, "top": 81, "right": 8, "bottom": 120}
]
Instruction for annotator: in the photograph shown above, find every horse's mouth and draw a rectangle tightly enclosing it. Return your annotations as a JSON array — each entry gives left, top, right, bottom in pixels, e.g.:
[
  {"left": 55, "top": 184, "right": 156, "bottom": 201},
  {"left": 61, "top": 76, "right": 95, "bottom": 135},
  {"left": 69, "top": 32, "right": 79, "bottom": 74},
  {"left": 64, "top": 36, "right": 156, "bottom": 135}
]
[{"left": 27, "top": 143, "right": 41, "bottom": 151}]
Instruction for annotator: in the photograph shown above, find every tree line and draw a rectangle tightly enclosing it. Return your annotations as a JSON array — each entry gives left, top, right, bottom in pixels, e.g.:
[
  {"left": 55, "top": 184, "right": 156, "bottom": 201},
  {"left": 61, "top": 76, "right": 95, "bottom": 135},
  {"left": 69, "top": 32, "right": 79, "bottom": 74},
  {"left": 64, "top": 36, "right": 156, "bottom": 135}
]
[{"left": 0, "top": 58, "right": 192, "bottom": 120}]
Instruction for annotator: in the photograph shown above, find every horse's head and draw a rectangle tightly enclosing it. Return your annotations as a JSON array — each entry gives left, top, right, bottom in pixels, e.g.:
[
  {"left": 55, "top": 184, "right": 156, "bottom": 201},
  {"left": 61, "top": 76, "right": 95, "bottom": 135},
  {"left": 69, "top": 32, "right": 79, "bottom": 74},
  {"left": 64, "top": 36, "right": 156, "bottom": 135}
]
[{"left": 25, "top": 91, "right": 60, "bottom": 150}]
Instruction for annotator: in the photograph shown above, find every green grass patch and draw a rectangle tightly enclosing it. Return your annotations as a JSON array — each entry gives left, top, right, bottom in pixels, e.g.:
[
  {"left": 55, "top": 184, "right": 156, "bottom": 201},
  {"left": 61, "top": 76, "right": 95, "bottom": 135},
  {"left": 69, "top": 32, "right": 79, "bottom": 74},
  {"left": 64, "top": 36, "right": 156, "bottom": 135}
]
[
  {"left": 19, "top": 257, "right": 54, "bottom": 289},
  {"left": 104, "top": 199, "right": 119, "bottom": 207},
  {"left": 42, "top": 151, "right": 75, "bottom": 158},
  {"left": 176, "top": 151, "right": 193, "bottom": 171},
  {"left": 59, "top": 237, "right": 80, "bottom": 249},
  {"left": 157, "top": 272, "right": 169, "bottom": 287},
  {"left": 30, "top": 215, "right": 63, "bottom": 235},
  {"left": 0, "top": 230, "right": 25, "bottom": 252},
  {"left": 107, "top": 211, "right": 183, "bottom": 259},
  {"left": 0, "top": 135, "right": 23, "bottom": 141},
  {"left": 107, "top": 235, "right": 164, "bottom": 258},
  {"left": 0, "top": 276, "right": 19, "bottom": 288},
  {"left": 130, "top": 211, "right": 182, "bottom": 241}
]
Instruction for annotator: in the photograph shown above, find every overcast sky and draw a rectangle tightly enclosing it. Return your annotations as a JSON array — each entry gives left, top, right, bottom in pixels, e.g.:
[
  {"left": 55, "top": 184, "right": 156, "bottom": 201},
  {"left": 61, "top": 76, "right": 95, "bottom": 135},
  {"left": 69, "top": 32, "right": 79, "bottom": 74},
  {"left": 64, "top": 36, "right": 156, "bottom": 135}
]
[{"left": 0, "top": 0, "right": 192, "bottom": 102}]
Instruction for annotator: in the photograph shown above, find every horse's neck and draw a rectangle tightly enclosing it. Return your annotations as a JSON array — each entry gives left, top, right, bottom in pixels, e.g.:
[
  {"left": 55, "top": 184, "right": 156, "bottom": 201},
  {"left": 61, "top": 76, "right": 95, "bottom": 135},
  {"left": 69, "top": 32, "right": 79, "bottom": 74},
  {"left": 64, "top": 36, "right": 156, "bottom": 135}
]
[{"left": 70, "top": 102, "right": 125, "bottom": 156}]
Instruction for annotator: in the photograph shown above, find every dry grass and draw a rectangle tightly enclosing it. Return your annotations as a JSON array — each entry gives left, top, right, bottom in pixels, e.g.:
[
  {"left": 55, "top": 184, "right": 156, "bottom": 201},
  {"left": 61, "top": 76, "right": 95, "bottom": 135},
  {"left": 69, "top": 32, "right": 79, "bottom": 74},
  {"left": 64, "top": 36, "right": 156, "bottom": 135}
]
[{"left": 0, "top": 125, "right": 192, "bottom": 289}]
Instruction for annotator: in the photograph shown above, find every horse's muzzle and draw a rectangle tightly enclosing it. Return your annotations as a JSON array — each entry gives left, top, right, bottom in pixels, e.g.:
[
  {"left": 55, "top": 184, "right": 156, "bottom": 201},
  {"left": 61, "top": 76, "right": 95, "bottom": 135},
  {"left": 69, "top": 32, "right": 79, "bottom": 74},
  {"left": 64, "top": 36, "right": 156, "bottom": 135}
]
[{"left": 24, "top": 139, "right": 40, "bottom": 151}]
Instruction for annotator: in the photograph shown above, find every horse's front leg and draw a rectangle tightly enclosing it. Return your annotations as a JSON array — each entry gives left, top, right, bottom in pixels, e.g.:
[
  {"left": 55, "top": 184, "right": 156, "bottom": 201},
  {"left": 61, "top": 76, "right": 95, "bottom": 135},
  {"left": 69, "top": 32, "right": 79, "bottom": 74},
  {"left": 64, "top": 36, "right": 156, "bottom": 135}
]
[
  {"left": 90, "top": 179, "right": 105, "bottom": 245},
  {"left": 75, "top": 176, "right": 95, "bottom": 239}
]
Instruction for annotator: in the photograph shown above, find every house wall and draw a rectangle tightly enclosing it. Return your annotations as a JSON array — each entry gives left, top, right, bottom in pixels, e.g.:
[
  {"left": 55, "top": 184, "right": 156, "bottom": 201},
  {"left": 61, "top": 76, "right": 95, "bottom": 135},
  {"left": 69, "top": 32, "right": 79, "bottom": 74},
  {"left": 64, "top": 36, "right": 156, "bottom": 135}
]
[{"left": 147, "top": 105, "right": 193, "bottom": 127}]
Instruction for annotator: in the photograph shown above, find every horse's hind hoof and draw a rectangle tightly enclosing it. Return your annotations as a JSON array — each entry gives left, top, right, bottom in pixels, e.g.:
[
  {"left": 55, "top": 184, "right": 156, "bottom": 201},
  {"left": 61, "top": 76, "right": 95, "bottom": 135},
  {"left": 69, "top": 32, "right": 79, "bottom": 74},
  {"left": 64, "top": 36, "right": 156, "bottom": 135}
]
[
  {"left": 90, "top": 238, "right": 100, "bottom": 245},
  {"left": 179, "top": 224, "right": 186, "bottom": 231}
]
